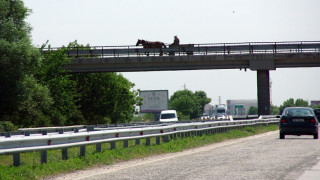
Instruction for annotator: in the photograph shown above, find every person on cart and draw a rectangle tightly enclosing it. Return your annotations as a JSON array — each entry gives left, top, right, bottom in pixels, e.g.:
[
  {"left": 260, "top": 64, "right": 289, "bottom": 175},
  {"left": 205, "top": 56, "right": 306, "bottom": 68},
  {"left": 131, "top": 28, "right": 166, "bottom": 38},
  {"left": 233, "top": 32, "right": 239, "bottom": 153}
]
[
  {"left": 171, "top": 35, "right": 180, "bottom": 46},
  {"left": 169, "top": 35, "right": 181, "bottom": 56}
]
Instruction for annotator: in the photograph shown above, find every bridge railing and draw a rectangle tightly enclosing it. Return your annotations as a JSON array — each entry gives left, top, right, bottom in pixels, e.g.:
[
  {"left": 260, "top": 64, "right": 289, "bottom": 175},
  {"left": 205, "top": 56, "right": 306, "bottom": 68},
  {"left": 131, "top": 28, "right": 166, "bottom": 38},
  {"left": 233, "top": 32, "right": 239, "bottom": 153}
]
[
  {"left": 0, "top": 117, "right": 279, "bottom": 166},
  {"left": 41, "top": 41, "right": 320, "bottom": 59}
]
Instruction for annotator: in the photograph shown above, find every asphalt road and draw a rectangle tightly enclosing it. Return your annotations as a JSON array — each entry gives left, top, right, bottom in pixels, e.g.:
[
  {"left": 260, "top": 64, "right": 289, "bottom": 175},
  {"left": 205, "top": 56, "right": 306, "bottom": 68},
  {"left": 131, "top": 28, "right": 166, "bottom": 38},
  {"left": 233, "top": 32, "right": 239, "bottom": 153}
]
[{"left": 50, "top": 131, "right": 320, "bottom": 180}]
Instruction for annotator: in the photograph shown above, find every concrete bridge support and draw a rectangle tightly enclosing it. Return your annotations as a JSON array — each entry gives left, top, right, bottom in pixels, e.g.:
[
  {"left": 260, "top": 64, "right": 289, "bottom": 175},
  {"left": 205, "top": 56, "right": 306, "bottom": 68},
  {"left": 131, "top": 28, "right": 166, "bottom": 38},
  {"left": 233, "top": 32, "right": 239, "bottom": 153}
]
[{"left": 257, "top": 70, "right": 270, "bottom": 115}]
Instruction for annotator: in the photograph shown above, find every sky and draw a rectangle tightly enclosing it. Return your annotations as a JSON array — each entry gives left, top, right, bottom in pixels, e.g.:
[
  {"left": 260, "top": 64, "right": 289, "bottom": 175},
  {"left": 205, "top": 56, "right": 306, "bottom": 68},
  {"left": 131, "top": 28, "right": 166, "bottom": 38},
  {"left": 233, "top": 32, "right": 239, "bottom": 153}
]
[{"left": 24, "top": 0, "right": 320, "bottom": 106}]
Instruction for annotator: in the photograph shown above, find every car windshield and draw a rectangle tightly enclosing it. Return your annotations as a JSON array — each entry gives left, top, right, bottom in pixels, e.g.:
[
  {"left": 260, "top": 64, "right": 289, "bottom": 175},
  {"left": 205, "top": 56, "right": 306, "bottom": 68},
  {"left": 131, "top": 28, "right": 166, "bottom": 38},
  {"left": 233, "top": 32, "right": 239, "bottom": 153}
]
[
  {"left": 284, "top": 108, "right": 313, "bottom": 117},
  {"left": 161, "top": 113, "right": 176, "bottom": 119}
]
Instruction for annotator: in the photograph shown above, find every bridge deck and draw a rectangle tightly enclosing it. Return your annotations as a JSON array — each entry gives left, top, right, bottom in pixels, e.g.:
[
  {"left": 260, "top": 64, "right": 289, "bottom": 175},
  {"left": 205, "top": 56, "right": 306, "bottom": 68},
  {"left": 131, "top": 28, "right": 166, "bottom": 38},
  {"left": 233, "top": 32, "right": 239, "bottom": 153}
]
[{"left": 42, "top": 41, "right": 320, "bottom": 72}]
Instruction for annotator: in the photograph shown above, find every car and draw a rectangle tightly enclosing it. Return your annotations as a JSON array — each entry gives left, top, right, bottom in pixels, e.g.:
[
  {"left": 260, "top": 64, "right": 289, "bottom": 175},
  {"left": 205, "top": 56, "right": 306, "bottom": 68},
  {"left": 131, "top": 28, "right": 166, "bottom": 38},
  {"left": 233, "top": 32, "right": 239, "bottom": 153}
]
[
  {"left": 200, "top": 113, "right": 210, "bottom": 120},
  {"left": 314, "top": 108, "right": 320, "bottom": 120},
  {"left": 159, "top": 110, "right": 179, "bottom": 122},
  {"left": 279, "top": 107, "right": 319, "bottom": 139},
  {"left": 216, "top": 114, "right": 226, "bottom": 120}
]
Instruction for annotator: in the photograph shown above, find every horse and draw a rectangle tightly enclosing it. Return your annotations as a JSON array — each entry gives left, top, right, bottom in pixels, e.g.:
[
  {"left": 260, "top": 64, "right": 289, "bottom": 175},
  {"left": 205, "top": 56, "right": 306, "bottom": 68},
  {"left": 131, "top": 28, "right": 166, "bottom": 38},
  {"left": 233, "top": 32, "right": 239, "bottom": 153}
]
[{"left": 136, "top": 39, "right": 166, "bottom": 56}]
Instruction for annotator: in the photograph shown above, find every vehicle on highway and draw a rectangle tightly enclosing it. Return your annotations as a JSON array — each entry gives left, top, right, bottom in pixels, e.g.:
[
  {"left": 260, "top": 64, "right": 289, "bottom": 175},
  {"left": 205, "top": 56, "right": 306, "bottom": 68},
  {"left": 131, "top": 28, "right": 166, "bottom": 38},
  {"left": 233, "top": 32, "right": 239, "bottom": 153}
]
[
  {"left": 216, "top": 114, "right": 226, "bottom": 120},
  {"left": 159, "top": 110, "right": 179, "bottom": 122},
  {"left": 200, "top": 113, "right": 210, "bottom": 120},
  {"left": 314, "top": 108, "right": 320, "bottom": 120},
  {"left": 213, "top": 104, "right": 226, "bottom": 120},
  {"left": 279, "top": 107, "right": 319, "bottom": 139}
]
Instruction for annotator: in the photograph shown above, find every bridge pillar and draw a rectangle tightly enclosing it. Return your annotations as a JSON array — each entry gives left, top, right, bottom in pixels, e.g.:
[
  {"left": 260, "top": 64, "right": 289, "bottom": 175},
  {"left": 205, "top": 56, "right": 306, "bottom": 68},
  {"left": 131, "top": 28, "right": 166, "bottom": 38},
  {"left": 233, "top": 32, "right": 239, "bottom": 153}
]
[{"left": 257, "top": 70, "right": 270, "bottom": 115}]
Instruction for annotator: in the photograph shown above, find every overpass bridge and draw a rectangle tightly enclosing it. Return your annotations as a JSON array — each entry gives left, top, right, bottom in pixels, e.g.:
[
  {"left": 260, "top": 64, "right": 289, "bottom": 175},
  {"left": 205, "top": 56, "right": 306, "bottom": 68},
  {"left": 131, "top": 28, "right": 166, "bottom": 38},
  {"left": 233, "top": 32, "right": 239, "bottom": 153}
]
[{"left": 46, "top": 41, "right": 320, "bottom": 115}]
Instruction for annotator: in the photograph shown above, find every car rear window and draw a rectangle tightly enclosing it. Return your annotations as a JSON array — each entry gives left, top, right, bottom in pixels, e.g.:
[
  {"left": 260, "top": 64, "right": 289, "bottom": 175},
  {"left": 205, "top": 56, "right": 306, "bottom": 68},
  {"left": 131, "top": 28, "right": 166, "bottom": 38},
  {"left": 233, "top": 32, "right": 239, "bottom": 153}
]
[
  {"left": 161, "top": 113, "right": 176, "bottom": 119},
  {"left": 284, "top": 108, "right": 313, "bottom": 117}
]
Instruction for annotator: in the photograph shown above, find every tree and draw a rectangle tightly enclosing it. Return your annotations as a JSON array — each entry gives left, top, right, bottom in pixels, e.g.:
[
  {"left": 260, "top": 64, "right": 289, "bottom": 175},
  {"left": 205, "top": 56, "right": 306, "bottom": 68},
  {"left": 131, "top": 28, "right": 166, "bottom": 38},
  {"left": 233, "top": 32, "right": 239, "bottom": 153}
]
[
  {"left": 270, "top": 105, "right": 280, "bottom": 115},
  {"left": 279, "top": 98, "right": 309, "bottom": 113},
  {"left": 72, "top": 72, "right": 141, "bottom": 124},
  {"left": 193, "top": 91, "right": 211, "bottom": 118},
  {"left": 35, "top": 47, "right": 83, "bottom": 126},
  {"left": 295, "top": 98, "right": 309, "bottom": 107},
  {"left": 248, "top": 106, "right": 258, "bottom": 115},
  {"left": 169, "top": 89, "right": 211, "bottom": 119},
  {"left": 0, "top": 2, "right": 142, "bottom": 127},
  {"left": 0, "top": 0, "right": 52, "bottom": 127},
  {"left": 169, "top": 90, "right": 195, "bottom": 117}
]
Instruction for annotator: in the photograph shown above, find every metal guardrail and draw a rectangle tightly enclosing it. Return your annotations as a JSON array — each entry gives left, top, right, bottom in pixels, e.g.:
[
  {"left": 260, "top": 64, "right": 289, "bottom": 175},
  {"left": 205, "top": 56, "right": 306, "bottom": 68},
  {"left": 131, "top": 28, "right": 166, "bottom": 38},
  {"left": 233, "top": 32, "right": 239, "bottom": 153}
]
[
  {"left": 0, "top": 117, "right": 279, "bottom": 166},
  {"left": 42, "top": 41, "right": 320, "bottom": 58}
]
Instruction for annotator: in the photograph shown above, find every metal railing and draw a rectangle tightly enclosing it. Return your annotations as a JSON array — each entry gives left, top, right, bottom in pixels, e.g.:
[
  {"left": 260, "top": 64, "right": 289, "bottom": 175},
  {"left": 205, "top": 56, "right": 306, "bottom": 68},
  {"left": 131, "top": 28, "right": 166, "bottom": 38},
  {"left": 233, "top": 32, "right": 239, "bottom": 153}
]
[
  {"left": 42, "top": 41, "right": 320, "bottom": 59},
  {"left": 0, "top": 117, "right": 279, "bottom": 166}
]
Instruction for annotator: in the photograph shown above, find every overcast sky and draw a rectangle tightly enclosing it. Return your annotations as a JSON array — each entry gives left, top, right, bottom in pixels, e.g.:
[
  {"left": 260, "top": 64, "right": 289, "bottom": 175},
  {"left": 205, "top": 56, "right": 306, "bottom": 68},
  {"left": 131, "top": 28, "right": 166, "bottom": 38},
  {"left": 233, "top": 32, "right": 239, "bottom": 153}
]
[{"left": 24, "top": 0, "right": 320, "bottom": 106}]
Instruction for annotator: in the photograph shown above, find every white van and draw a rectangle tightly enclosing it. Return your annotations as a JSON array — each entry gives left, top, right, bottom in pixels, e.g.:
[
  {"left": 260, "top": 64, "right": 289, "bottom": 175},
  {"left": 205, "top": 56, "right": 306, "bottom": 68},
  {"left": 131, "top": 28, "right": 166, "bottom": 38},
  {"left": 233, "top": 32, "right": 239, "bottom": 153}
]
[{"left": 159, "top": 110, "right": 179, "bottom": 122}]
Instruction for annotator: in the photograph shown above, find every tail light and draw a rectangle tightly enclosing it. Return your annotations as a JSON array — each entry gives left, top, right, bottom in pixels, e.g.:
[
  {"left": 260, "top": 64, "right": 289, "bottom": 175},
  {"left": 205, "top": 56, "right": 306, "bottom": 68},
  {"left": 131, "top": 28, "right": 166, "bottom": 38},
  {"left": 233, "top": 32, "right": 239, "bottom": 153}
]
[
  {"left": 310, "top": 119, "right": 316, "bottom": 123},
  {"left": 281, "top": 118, "right": 286, "bottom": 123}
]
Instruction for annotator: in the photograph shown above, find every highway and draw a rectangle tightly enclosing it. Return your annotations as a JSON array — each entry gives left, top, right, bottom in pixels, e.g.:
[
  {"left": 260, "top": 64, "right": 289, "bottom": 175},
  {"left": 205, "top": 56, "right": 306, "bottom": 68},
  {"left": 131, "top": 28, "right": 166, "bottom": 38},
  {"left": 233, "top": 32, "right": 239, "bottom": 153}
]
[{"left": 49, "top": 131, "right": 320, "bottom": 180}]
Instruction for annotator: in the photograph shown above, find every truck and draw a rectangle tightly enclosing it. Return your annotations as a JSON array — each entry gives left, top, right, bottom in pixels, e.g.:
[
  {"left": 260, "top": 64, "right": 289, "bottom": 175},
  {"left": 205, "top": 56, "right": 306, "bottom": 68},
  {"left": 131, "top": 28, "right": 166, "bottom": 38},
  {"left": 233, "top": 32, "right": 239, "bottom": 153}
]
[{"left": 214, "top": 104, "right": 226, "bottom": 120}]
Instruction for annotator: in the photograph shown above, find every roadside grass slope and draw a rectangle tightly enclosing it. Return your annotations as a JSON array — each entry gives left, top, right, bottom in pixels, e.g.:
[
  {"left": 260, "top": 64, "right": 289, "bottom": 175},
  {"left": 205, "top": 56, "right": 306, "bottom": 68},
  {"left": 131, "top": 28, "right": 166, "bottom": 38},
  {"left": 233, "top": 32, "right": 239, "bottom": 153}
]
[{"left": 0, "top": 125, "right": 278, "bottom": 180}]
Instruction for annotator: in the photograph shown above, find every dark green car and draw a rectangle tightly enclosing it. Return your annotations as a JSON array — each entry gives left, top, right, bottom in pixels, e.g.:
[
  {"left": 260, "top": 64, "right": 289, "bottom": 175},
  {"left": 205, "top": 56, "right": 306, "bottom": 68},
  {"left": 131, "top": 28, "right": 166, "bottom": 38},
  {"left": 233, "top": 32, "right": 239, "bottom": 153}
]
[
  {"left": 314, "top": 108, "right": 320, "bottom": 120},
  {"left": 279, "top": 107, "right": 319, "bottom": 139}
]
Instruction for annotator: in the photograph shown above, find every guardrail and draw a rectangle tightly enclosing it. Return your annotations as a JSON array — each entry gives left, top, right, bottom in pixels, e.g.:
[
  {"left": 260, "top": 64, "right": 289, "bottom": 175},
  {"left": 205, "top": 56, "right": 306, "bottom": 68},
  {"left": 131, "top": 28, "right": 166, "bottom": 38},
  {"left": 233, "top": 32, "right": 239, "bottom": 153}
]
[
  {"left": 42, "top": 41, "right": 320, "bottom": 58},
  {"left": 0, "top": 118, "right": 279, "bottom": 166}
]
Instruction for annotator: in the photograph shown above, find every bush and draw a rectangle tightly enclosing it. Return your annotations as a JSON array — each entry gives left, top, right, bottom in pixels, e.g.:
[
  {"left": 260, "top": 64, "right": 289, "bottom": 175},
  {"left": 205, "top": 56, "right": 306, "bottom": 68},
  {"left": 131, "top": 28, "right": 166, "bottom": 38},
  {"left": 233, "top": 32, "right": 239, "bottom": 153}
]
[
  {"left": 0, "top": 121, "right": 17, "bottom": 132},
  {"left": 177, "top": 112, "right": 190, "bottom": 121}
]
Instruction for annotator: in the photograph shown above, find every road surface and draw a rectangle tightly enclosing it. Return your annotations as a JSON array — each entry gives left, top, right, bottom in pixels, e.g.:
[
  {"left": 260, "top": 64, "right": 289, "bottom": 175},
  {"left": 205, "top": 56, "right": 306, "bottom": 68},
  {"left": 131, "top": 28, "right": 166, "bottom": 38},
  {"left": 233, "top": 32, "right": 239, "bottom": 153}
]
[{"left": 48, "top": 131, "right": 320, "bottom": 180}]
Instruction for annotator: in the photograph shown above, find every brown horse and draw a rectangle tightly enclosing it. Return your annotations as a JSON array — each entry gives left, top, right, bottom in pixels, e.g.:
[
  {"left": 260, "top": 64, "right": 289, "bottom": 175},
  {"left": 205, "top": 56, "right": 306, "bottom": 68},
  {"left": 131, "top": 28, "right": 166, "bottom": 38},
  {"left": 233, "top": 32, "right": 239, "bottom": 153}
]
[
  {"left": 136, "top": 39, "right": 166, "bottom": 56},
  {"left": 136, "top": 39, "right": 167, "bottom": 48}
]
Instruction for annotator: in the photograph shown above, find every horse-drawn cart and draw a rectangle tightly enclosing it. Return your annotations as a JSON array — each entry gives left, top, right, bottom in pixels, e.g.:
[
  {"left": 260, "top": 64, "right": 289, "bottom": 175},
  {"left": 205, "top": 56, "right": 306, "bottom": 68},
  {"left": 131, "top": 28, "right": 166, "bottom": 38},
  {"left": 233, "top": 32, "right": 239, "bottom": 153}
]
[
  {"left": 136, "top": 39, "right": 194, "bottom": 56},
  {"left": 168, "top": 44, "right": 194, "bottom": 56}
]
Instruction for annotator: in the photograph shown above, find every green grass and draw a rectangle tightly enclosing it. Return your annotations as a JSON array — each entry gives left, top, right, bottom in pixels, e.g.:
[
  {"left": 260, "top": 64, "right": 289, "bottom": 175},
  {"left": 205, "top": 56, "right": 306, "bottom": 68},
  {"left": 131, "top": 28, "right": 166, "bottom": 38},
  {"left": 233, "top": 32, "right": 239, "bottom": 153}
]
[{"left": 0, "top": 124, "right": 278, "bottom": 180}]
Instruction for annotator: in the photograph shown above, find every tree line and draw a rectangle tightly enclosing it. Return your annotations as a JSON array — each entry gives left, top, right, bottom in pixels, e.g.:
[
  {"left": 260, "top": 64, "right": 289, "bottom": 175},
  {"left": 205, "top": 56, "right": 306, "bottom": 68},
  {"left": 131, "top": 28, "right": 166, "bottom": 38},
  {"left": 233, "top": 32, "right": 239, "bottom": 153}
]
[
  {"left": 248, "top": 98, "right": 319, "bottom": 115},
  {"left": 0, "top": 1, "right": 142, "bottom": 131}
]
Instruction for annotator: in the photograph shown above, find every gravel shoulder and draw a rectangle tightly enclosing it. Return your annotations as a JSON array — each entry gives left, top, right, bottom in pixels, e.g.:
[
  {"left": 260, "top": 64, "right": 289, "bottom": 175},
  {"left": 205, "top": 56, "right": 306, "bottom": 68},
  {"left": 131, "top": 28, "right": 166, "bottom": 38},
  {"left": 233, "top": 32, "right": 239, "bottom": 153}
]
[{"left": 47, "top": 131, "right": 289, "bottom": 180}]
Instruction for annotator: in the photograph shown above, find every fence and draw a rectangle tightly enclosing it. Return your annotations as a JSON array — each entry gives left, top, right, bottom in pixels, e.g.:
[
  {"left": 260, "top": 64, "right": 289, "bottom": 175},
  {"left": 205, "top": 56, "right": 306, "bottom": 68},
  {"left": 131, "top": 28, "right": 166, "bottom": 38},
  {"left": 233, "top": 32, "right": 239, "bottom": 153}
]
[
  {"left": 42, "top": 41, "right": 320, "bottom": 58},
  {"left": 0, "top": 118, "right": 279, "bottom": 166}
]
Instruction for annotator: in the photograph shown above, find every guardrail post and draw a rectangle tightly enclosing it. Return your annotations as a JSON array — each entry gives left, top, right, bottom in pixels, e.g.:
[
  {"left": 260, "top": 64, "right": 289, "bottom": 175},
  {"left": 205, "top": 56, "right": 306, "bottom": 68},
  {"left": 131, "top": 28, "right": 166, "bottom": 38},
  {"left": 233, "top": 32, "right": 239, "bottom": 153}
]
[
  {"left": 110, "top": 142, "right": 116, "bottom": 149},
  {"left": 58, "top": 129, "right": 64, "bottom": 134},
  {"left": 80, "top": 145, "right": 86, "bottom": 157},
  {"left": 42, "top": 130, "right": 47, "bottom": 135},
  {"left": 24, "top": 131, "right": 30, "bottom": 136},
  {"left": 180, "top": 132, "right": 184, "bottom": 139},
  {"left": 146, "top": 138, "right": 150, "bottom": 146},
  {"left": 5, "top": 132, "right": 11, "bottom": 138},
  {"left": 74, "top": 128, "right": 79, "bottom": 133},
  {"left": 96, "top": 143, "right": 102, "bottom": 153},
  {"left": 135, "top": 139, "right": 140, "bottom": 145},
  {"left": 173, "top": 133, "right": 177, "bottom": 139},
  {"left": 169, "top": 134, "right": 173, "bottom": 139},
  {"left": 62, "top": 148, "right": 68, "bottom": 160},
  {"left": 41, "top": 150, "right": 47, "bottom": 164},
  {"left": 124, "top": 140, "right": 129, "bottom": 148},
  {"left": 163, "top": 135, "right": 169, "bottom": 143},
  {"left": 156, "top": 137, "right": 161, "bottom": 145},
  {"left": 13, "top": 153, "right": 20, "bottom": 166}
]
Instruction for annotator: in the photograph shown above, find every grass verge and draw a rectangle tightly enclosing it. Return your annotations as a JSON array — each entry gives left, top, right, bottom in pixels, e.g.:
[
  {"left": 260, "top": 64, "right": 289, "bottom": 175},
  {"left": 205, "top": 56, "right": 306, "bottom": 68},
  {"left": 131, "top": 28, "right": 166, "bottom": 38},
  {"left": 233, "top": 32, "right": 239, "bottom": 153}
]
[{"left": 0, "top": 124, "right": 278, "bottom": 180}]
